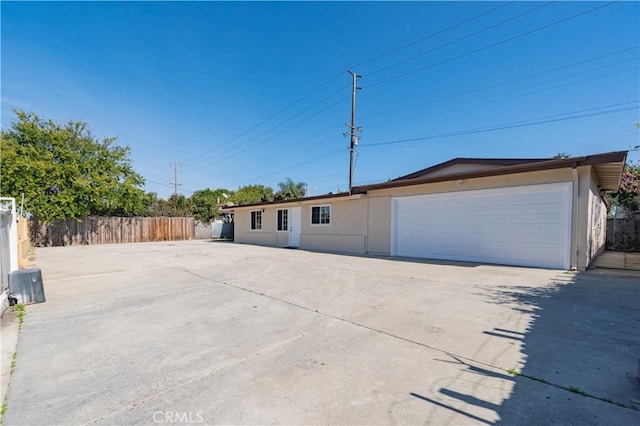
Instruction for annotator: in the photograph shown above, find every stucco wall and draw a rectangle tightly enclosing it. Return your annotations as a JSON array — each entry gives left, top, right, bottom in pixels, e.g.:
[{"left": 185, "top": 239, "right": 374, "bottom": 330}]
[
  {"left": 585, "top": 168, "right": 607, "bottom": 267},
  {"left": 573, "top": 166, "right": 604, "bottom": 270},
  {"left": 233, "top": 197, "right": 368, "bottom": 254},
  {"left": 367, "top": 196, "right": 391, "bottom": 255}
]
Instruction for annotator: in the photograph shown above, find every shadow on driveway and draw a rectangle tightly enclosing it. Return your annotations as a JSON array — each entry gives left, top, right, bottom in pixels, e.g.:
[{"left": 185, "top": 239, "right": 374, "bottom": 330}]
[{"left": 410, "top": 269, "right": 640, "bottom": 423}]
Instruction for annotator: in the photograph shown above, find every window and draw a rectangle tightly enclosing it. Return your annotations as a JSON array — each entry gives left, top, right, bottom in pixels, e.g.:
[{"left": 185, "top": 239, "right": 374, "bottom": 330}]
[
  {"left": 311, "top": 205, "right": 331, "bottom": 225},
  {"left": 250, "top": 210, "right": 262, "bottom": 230},
  {"left": 277, "top": 209, "right": 288, "bottom": 231}
]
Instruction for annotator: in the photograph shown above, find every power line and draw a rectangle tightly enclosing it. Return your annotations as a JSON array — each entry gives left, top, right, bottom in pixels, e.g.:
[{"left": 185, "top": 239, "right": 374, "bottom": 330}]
[
  {"left": 366, "top": 1, "right": 618, "bottom": 89},
  {"left": 365, "top": 1, "right": 555, "bottom": 77},
  {"left": 183, "top": 94, "right": 350, "bottom": 175},
  {"left": 362, "top": 101, "right": 638, "bottom": 148},
  {"left": 349, "top": 1, "right": 517, "bottom": 70},
  {"left": 175, "top": 1, "right": 519, "bottom": 170},
  {"left": 368, "top": 65, "right": 639, "bottom": 130},
  {"left": 145, "top": 178, "right": 196, "bottom": 195},
  {"left": 166, "top": 1, "right": 620, "bottom": 191},
  {"left": 184, "top": 84, "right": 350, "bottom": 169},
  {"left": 361, "top": 46, "right": 638, "bottom": 121},
  {"left": 238, "top": 148, "right": 345, "bottom": 186},
  {"left": 177, "top": 101, "right": 637, "bottom": 192},
  {"left": 179, "top": 71, "right": 345, "bottom": 167}
]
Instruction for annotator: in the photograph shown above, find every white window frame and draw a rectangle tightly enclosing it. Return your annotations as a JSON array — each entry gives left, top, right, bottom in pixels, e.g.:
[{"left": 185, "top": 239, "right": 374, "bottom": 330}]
[
  {"left": 310, "top": 204, "right": 331, "bottom": 226},
  {"left": 277, "top": 209, "right": 288, "bottom": 232},
  {"left": 250, "top": 210, "right": 263, "bottom": 231}
]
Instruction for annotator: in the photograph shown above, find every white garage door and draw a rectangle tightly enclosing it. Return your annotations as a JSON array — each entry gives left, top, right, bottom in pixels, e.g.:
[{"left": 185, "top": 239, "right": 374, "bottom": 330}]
[{"left": 391, "top": 182, "right": 573, "bottom": 269}]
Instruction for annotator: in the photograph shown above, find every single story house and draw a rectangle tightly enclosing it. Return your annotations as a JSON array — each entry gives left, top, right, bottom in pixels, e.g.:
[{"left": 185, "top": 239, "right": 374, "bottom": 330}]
[{"left": 222, "top": 150, "right": 626, "bottom": 270}]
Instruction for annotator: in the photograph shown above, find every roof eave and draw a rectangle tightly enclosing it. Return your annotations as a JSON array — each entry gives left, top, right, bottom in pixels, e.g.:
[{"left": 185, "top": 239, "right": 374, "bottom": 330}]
[{"left": 356, "top": 151, "right": 628, "bottom": 193}]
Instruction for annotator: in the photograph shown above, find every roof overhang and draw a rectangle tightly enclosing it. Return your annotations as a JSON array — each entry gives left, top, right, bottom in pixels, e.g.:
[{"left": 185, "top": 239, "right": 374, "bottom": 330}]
[{"left": 356, "top": 151, "right": 628, "bottom": 193}]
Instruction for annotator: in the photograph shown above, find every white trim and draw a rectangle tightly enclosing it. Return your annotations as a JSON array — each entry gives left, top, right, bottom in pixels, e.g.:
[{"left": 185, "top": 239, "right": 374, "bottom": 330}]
[
  {"left": 276, "top": 208, "right": 288, "bottom": 232},
  {"left": 390, "top": 199, "right": 397, "bottom": 256},
  {"left": 288, "top": 207, "right": 301, "bottom": 248},
  {"left": 310, "top": 204, "right": 332, "bottom": 226},
  {"left": 0, "top": 197, "right": 18, "bottom": 272},
  {"left": 249, "top": 209, "right": 263, "bottom": 231}
]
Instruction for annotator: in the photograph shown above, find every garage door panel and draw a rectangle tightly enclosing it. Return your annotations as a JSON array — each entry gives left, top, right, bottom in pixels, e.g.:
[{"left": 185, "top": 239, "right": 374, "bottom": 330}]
[
  {"left": 511, "top": 191, "right": 563, "bottom": 205},
  {"left": 511, "top": 212, "right": 562, "bottom": 224},
  {"left": 465, "top": 195, "right": 510, "bottom": 207},
  {"left": 511, "top": 231, "right": 563, "bottom": 244},
  {"left": 392, "top": 182, "right": 572, "bottom": 269}
]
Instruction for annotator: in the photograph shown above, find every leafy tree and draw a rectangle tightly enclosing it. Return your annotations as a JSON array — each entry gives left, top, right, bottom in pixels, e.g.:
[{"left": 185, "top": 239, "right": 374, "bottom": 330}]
[
  {"left": 275, "top": 177, "right": 307, "bottom": 200},
  {"left": 0, "top": 110, "right": 148, "bottom": 222},
  {"left": 165, "top": 194, "right": 192, "bottom": 216},
  {"left": 189, "top": 188, "right": 233, "bottom": 222},
  {"left": 230, "top": 184, "right": 274, "bottom": 205},
  {"left": 610, "top": 160, "right": 640, "bottom": 211},
  {"left": 552, "top": 152, "right": 571, "bottom": 159}
]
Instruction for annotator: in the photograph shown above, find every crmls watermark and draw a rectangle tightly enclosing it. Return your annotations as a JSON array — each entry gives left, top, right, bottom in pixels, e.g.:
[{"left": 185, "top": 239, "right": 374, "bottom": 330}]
[{"left": 152, "top": 411, "right": 204, "bottom": 424}]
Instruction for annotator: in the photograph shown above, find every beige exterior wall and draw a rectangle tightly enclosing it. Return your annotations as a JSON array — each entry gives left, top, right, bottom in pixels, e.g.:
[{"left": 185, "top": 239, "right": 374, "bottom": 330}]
[
  {"left": 233, "top": 208, "right": 282, "bottom": 248},
  {"left": 572, "top": 165, "right": 606, "bottom": 270},
  {"left": 367, "top": 196, "right": 391, "bottom": 255},
  {"left": 231, "top": 166, "right": 606, "bottom": 270},
  {"left": 233, "top": 196, "right": 368, "bottom": 254},
  {"left": 585, "top": 167, "right": 607, "bottom": 267}
]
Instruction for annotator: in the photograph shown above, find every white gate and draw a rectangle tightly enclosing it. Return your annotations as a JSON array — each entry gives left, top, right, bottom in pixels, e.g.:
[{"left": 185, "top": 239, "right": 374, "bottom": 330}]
[{"left": 0, "top": 197, "right": 18, "bottom": 310}]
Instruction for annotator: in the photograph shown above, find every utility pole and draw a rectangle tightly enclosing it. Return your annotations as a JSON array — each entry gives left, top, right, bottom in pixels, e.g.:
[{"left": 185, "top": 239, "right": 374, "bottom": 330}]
[
  {"left": 345, "top": 70, "right": 362, "bottom": 195},
  {"left": 171, "top": 162, "right": 181, "bottom": 197}
]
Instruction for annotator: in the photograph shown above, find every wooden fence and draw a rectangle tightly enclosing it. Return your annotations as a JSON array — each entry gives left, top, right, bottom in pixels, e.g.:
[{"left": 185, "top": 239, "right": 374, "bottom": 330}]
[
  {"left": 18, "top": 216, "right": 31, "bottom": 267},
  {"left": 29, "top": 216, "right": 196, "bottom": 247}
]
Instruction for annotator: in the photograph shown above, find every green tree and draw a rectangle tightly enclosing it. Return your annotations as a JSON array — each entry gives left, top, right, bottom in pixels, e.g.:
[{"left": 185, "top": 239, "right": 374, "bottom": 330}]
[
  {"left": 552, "top": 152, "right": 571, "bottom": 159},
  {"left": 165, "top": 194, "right": 192, "bottom": 216},
  {"left": 610, "top": 160, "right": 640, "bottom": 211},
  {"left": 275, "top": 177, "right": 307, "bottom": 200},
  {"left": 189, "top": 188, "right": 233, "bottom": 223},
  {"left": 230, "top": 184, "right": 274, "bottom": 205},
  {"left": 0, "top": 110, "right": 148, "bottom": 222}
]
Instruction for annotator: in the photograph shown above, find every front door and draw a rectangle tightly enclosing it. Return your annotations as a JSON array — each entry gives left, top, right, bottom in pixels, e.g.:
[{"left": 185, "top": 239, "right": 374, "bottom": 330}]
[{"left": 288, "top": 207, "right": 301, "bottom": 248}]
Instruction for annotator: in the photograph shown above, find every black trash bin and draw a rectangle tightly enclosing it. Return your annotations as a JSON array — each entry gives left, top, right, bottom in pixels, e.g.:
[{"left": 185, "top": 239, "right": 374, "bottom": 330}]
[{"left": 9, "top": 268, "right": 46, "bottom": 305}]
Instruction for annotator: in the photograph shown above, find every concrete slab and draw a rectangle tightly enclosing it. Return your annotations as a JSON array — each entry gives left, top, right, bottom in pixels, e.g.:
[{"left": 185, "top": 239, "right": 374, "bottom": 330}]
[
  {"left": 2, "top": 241, "right": 639, "bottom": 425},
  {"left": 0, "top": 309, "right": 19, "bottom": 408}
]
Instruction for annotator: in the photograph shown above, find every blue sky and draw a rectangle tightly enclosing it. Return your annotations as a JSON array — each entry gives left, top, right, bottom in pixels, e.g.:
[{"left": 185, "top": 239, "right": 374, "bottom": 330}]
[{"left": 2, "top": 1, "right": 639, "bottom": 198}]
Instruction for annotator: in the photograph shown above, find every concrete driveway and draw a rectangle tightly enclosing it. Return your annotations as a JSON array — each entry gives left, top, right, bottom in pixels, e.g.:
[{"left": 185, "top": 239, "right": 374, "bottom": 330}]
[{"left": 3, "top": 241, "right": 639, "bottom": 425}]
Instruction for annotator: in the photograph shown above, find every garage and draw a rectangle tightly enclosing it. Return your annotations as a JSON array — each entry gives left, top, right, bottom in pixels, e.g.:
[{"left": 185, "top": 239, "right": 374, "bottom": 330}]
[{"left": 391, "top": 182, "right": 573, "bottom": 269}]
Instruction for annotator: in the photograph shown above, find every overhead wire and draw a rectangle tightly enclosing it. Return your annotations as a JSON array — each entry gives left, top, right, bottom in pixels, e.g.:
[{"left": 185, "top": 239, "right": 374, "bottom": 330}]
[
  {"left": 348, "top": 1, "right": 517, "bottom": 69},
  {"left": 361, "top": 46, "right": 638, "bottom": 121},
  {"left": 212, "top": 1, "right": 619, "bottom": 177},
  {"left": 365, "top": 1, "right": 618, "bottom": 88},
  {"left": 221, "top": 48, "right": 637, "bottom": 184},
  {"left": 364, "top": 1, "right": 555, "bottom": 77},
  {"left": 183, "top": 94, "right": 350, "bottom": 175},
  {"left": 222, "top": 101, "right": 638, "bottom": 191},
  {"left": 183, "top": 86, "right": 350, "bottom": 169},
  {"left": 160, "top": 1, "right": 623, "bottom": 192},
  {"left": 174, "top": 1, "right": 526, "bottom": 171},
  {"left": 179, "top": 71, "right": 345, "bottom": 166},
  {"left": 362, "top": 101, "right": 638, "bottom": 148},
  {"left": 368, "top": 64, "right": 639, "bottom": 129}
]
